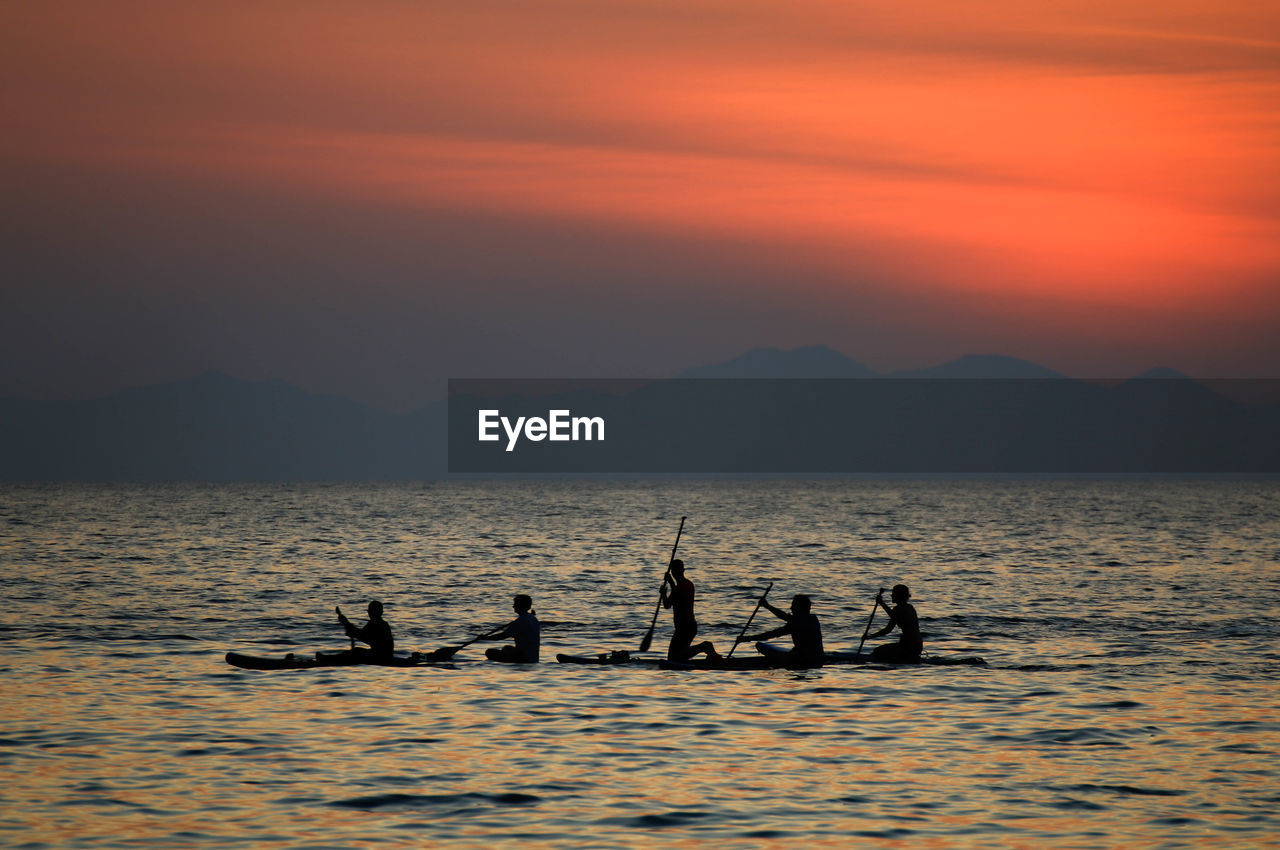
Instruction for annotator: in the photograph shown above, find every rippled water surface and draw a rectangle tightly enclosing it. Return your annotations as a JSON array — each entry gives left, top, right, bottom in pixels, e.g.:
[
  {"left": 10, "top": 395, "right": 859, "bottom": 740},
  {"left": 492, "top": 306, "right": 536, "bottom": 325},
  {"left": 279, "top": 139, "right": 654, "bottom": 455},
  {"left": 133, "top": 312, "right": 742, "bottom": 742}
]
[{"left": 2, "top": 480, "right": 1278, "bottom": 848}]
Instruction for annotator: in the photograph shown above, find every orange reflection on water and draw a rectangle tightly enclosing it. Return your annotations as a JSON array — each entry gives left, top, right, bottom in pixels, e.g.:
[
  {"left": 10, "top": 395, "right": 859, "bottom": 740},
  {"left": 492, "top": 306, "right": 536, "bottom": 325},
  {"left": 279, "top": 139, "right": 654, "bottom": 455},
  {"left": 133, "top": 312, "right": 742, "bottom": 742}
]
[{"left": 4, "top": 481, "right": 1279, "bottom": 846}]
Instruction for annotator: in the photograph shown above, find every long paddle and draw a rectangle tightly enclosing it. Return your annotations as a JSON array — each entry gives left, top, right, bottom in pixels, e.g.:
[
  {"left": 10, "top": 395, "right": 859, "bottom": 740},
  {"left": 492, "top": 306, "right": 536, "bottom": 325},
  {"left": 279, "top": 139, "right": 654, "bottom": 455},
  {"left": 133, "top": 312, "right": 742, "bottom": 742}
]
[
  {"left": 430, "top": 625, "right": 504, "bottom": 661},
  {"left": 428, "top": 619, "right": 563, "bottom": 661},
  {"left": 638, "top": 516, "right": 687, "bottom": 653},
  {"left": 855, "top": 589, "right": 885, "bottom": 658},
  {"left": 727, "top": 581, "right": 773, "bottom": 658}
]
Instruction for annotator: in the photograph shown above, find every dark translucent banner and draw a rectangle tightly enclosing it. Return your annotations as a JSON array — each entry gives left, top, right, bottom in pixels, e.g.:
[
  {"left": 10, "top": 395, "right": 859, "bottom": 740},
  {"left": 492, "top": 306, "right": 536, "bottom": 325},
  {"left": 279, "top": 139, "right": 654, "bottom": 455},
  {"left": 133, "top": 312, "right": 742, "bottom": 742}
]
[{"left": 448, "top": 379, "right": 1280, "bottom": 473}]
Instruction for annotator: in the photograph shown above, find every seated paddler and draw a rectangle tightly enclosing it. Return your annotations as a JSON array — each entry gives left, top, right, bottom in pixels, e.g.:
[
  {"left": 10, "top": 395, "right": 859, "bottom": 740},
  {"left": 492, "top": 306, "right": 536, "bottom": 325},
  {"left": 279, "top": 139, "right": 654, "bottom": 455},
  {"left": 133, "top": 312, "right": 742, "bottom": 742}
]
[
  {"left": 735, "top": 593, "right": 824, "bottom": 666},
  {"left": 336, "top": 599, "right": 394, "bottom": 659},
  {"left": 868, "top": 584, "right": 923, "bottom": 663},
  {"left": 483, "top": 594, "right": 541, "bottom": 663}
]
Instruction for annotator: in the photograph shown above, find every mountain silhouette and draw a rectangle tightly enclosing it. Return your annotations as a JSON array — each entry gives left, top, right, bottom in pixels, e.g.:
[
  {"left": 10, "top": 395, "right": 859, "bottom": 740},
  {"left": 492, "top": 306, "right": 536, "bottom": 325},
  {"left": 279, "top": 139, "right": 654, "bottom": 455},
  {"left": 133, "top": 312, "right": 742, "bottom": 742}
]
[
  {"left": 888, "top": 354, "right": 1066, "bottom": 379},
  {"left": 681, "top": 348, "right": 1066, "bottom": 379},
  {"left": 0, "top": 372, "right": 444, "bottom": 480},
  {"left": 678, "top": 345, "right": 876, "bottom": 378},
  {"left": 1130, "top": 367, "right": 1191, "bottom": 380},
  {"left": 3, "top": 352, "right": 1277, "bottom": 479}
]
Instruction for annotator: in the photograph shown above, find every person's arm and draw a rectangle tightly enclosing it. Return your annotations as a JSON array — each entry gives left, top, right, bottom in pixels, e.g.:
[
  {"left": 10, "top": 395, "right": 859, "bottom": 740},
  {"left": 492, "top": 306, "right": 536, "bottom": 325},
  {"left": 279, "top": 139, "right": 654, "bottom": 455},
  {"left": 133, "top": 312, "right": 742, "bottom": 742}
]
[
  {"left": 868, "top": 597, "right": 900, "bottom": 638},
  {"left": 336, "top": 606, "right": 360, "bottom": 640},
  {"left": 874, "top": 592, "right": 902, "bottom": 622},
  {"left": 868, "top": 620, "right": 896, "bottom": 639},
  {"left": 738, "top": 623, "right": 789, "bottom": 644},
  {"left": 479, "top": 620, "right": 514, "bottom": 641},
  {"left": 761, "top": 599, "right": 790, "bottom": 622},
  {"left": 661, "top": 567, "right": 682, "bottom": 607}
]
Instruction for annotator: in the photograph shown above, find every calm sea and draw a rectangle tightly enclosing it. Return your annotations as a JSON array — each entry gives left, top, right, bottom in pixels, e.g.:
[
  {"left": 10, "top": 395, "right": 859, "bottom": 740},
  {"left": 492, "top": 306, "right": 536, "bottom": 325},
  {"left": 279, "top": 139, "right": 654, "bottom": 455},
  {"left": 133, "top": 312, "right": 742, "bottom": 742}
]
[{"left": 1, "top": 480, "right": 1277, "bottom": 848}]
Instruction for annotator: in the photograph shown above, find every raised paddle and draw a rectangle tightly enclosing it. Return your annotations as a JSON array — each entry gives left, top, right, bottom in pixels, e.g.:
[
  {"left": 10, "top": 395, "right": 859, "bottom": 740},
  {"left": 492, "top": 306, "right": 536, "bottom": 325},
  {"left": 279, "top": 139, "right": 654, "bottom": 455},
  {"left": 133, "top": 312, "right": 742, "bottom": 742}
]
[
  {"left": 336, "top": 606, "right": 356, "bottom": 651},
  {"left": 638, "top": 516, "right": 687, "bottom": 653},
  {"left": 728, "top": 581, "right": 773, "bottom": 658},
  {"left": 855, "top": 588, "right": 885, "bottom": 658}
]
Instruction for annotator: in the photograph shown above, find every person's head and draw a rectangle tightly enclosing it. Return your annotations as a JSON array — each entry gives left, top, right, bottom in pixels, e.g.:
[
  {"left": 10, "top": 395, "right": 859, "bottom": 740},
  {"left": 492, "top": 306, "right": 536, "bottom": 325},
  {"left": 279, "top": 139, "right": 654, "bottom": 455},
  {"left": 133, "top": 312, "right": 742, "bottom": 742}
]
[
  {"left": 368, "top": 600, "right": 384, "bottom": 619},
  {"left": 891, "top": 584, "right": 911, "bottom": 604},
  {"left": 669, "top": 558, "right": 685, "bottom": 578},
  {"left": 513, "top": 594, "right": 533, "bottom": 613},
  {"left": 791, "top": 594, "right": 812, "bottom": 614}
]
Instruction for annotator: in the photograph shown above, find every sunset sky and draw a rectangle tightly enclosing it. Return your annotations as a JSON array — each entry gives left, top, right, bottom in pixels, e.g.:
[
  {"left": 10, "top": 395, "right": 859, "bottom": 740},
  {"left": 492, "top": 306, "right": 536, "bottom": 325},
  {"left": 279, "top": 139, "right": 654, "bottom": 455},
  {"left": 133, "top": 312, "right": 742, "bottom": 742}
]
[{"left": 3, "top": 1, "right": 1278, "bottom": 409}]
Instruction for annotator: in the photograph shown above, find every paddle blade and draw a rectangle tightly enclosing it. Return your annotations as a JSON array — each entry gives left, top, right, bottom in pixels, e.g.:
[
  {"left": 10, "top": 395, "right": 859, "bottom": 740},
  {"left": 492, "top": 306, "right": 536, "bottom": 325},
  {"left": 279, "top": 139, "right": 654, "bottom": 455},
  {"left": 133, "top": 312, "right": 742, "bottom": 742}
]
[
  {"left": 638, "top": 627, "right": 654, "bottom": 653},
  {"left": 429, "top": 646, "right": 460, "bottom": 661}
]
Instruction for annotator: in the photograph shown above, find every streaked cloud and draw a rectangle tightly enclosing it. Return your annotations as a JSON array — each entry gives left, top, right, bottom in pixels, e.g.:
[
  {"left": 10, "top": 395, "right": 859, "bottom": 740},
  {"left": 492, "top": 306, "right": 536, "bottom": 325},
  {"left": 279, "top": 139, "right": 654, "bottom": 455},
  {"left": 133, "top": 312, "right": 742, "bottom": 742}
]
[{"left": 2, "top": 0, "right": 1278, "bottom": 403}]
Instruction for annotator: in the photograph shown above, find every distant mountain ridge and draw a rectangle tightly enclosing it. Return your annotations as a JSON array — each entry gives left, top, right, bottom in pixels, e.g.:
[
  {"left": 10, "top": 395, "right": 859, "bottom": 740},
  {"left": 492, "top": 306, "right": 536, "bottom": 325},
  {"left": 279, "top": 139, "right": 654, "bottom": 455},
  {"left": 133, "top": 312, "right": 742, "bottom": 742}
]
[
  {"left": 0, "top": 372, "right": 445, "bottom": 481},
  {"left": 682, "top": 346, "right": 1090, "bottom": 379},
  {"left": 1, "top": 350, "right": 1271, "bottom": 479},
  {"left": 677, "top": 345, "right": 877, "bottom": 378},
  {"left": 888, "top": 354, "right": 1066, "bottom": 380}
]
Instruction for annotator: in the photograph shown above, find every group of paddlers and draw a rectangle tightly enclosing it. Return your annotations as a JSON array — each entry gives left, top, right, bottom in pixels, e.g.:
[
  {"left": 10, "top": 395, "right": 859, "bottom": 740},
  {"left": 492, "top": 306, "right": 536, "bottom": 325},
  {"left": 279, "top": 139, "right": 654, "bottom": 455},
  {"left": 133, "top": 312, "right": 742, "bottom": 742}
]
[{"left": 336, "top": 557, "right": 923, "bottom": 667}]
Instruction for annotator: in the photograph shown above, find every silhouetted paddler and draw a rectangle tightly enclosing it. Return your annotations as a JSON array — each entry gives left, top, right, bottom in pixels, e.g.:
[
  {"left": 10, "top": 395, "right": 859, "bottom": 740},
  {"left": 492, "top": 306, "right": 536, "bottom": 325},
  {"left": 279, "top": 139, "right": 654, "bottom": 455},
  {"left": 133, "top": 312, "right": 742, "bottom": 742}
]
[
  {"left": 868, "top": 584, "right": 922, "bottom": 662},
  {"left": 736, "top": 593, "right": 824, "bottom": 665},
  {"left": 661, "top": 559, "right": 721, "bottom": 662},
  {"left": 483, "top": 594, "right": 541, "bottom": 663},
  {"left": 336, "top": 600, "right": 394, "bottom": 659}
]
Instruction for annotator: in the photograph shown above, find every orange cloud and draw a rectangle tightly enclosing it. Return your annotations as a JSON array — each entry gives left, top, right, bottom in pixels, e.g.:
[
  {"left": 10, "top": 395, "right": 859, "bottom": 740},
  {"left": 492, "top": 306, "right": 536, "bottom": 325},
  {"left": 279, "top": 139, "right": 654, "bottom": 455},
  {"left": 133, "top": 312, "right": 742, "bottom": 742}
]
[{"left": 3, "top": 0, "right": 1278, "bottom": 325}]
